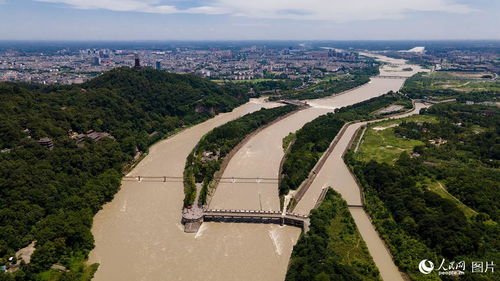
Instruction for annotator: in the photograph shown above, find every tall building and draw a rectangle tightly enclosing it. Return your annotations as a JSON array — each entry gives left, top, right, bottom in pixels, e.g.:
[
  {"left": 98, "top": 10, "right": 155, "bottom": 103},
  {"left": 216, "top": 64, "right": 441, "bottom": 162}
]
[
  {"left": 155, "top": 61, "right": 161, "bottom": 70},
  {"left": 92, "top": 57, "right": 100, "bottom": 66},
  {"left": 134, "top": 54, "right": 141, "bottom": 69}
]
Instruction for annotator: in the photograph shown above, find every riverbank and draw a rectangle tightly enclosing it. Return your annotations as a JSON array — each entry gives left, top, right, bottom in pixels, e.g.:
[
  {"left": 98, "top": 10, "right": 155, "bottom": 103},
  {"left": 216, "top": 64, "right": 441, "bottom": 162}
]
[
  {"left": 283, "top": 93, "right": 411, "bottom": 211},
  {"left": 291, "top": 102, "right": 428, "bottom": 281},
  {"left": 87, "top": 98, "right": 283, "bottom": 281},
  {"left": 88, "top": 54, "right": 427, "bottom": 281},
  {"left": 183, "top": 104, "right": 299, "bottom": 207},
  {"left": 204, "top": 104, "right": 309, "bottom": 207}
]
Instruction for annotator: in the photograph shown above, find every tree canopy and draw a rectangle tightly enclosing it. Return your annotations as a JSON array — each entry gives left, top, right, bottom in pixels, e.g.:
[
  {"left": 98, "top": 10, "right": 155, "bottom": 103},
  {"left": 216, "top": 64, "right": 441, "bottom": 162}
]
[{"left": 0, "top": 67, "right": 251, "bottom": 279}]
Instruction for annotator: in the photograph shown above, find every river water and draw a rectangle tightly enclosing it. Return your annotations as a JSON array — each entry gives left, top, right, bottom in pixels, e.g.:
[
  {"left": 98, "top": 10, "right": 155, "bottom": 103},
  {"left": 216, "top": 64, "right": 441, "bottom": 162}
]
[{"left": 89, "top": 55, "right": 426, "bottom": 281}]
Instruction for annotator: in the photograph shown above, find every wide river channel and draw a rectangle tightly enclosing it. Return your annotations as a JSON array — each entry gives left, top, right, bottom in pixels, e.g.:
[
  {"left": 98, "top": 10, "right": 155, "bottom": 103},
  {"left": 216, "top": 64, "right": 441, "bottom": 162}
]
[{"left": 88, "top": 54, "right": 426, "bottom": 281}]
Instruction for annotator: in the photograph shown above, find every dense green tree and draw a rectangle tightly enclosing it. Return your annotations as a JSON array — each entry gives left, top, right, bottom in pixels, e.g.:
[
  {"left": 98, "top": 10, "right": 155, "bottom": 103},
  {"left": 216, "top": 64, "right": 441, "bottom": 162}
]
[
  {"left": 0, "top": 66, "right": 252, "bottom": 278},
  {"left": 345, "top": 102, "right": 500, "bottom": 280},
  {"left": 286, "top": 190, "right": 380, "bottom": 281}
]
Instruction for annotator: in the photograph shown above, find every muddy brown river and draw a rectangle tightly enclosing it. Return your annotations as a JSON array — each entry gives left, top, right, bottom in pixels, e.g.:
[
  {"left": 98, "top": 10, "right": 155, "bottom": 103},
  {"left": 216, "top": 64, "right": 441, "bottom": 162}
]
[{"left": 88, "top": 55, "right": 426, "bottom": 281}]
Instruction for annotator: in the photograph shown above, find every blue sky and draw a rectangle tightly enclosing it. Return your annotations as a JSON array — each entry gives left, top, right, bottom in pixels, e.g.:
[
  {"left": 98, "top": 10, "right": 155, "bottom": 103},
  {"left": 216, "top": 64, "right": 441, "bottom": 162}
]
[{"left": 0, "top": 0, "right": 499, "bottom": 40}]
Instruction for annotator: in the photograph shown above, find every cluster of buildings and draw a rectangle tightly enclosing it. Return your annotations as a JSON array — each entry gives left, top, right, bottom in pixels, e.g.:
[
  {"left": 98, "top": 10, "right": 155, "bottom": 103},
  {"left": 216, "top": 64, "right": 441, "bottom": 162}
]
[
  {"left": 70, "top": 130, "right": 115, "bottom": 147},
  {"left": 0, "top": 129, "right": 114, "bottom": 153},
  {"left": 0, "top": 46, "right": 369, "bottom": 85},
  {"left": 0, "top": 48, "right": 134, "bottom": 84},
  {"left": 433, "top": 49, "right": 499, "bottom": 74},
  {"left": 36, "top": 130, "right": 114, "bottom": 151},
  {"left": 386, "top": 48, "right": 500, "bottom": 74}
]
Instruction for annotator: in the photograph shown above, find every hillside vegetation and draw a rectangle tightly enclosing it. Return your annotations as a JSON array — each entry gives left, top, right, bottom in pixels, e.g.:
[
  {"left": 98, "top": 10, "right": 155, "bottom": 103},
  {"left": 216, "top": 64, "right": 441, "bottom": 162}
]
[{"left": 0, "top": 67, "right": 251, "bottom": 280}]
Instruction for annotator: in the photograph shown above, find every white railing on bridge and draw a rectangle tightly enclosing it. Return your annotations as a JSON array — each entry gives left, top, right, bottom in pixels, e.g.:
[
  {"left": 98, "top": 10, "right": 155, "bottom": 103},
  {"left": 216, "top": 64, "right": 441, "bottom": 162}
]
[{"left": 123, "top": 176, "right": 278, "bottom": 183}]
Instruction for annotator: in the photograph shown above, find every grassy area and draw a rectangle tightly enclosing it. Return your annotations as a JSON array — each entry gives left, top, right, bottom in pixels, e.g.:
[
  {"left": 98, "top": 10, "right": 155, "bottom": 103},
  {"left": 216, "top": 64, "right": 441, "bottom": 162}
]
[
  {"left": 392, "top": 99, "right": 413, "bottom": 109},
  {"left": 414, "top": 72, "right": 500, "bottom": 92},
  {"left": 318, "top": 73, "right": 349, "bottom": 82},
  {"left": 355, "top": 115, "right": 437, "bottom": 164},
  {"left": 80, "top": 264, "right": 99, "bottom": 281},
  {"left": 327, "top": 202, "right": 378, "bottom": 274},
  {"left": 426, "top": 181, "right": 477, "bottom": 219},
  {"left": 35, "top": 253, "right": 99, "bottom": 281},
  {"left": 38, "top": 270, "right": 63, "bottom": 281}
]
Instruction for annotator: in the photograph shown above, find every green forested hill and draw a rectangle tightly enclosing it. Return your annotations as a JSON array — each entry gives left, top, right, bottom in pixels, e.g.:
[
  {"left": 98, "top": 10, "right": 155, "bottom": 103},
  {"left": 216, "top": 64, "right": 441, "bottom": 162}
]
[
  {"left": 83, "top": 67, "right": 247, "bottom": 120},
  {"left": 0, "top": 67, "right": 251, "bottom": 280},
  {"left": 0, "top": 67, "right": 250, "bottom": 150}
]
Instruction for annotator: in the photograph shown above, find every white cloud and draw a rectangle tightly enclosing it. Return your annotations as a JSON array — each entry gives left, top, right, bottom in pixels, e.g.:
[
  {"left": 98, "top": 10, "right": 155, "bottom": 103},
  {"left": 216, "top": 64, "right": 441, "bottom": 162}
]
[
  {"left": 208, "top": 0, "right": 475, "bottom": 21},
  {"left": 185, "top": 6, "right": 229, "bottom": 15},
  {"left": 33, "top": 0, "right": 475, "bottom": 21},
  {"left": 35, "top": 0, "right": 179, "bottom": 14}
]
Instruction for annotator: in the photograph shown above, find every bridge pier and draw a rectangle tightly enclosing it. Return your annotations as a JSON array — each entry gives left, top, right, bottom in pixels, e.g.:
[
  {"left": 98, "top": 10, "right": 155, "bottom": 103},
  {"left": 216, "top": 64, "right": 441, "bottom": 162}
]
[{"left": 181, "top": 206, "right": 204, "bottom": 233}]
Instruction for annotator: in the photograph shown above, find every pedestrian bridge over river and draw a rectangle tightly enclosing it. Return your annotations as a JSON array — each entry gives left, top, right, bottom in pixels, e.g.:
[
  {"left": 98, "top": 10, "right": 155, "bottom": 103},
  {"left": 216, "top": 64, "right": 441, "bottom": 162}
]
[
  {"left": 123, "top": 175, "right": 278, "bottom": 184},
  {"left": 375, "top": 75, "right": 408, "bottom": 79}
]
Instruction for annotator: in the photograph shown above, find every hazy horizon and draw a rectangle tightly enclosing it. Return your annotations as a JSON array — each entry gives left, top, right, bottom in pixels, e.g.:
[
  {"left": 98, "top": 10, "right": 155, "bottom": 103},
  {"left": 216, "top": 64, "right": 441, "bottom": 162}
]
[{"left": 1, "top": 39, "right": 500, "bottom": 42}]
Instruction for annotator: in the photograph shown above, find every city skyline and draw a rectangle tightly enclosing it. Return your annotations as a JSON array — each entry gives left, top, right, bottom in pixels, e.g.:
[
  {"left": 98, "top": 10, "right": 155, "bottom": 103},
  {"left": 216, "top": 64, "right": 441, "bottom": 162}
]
[{"left": 0, "top": 0, "right": 499, "bottom": 40}]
